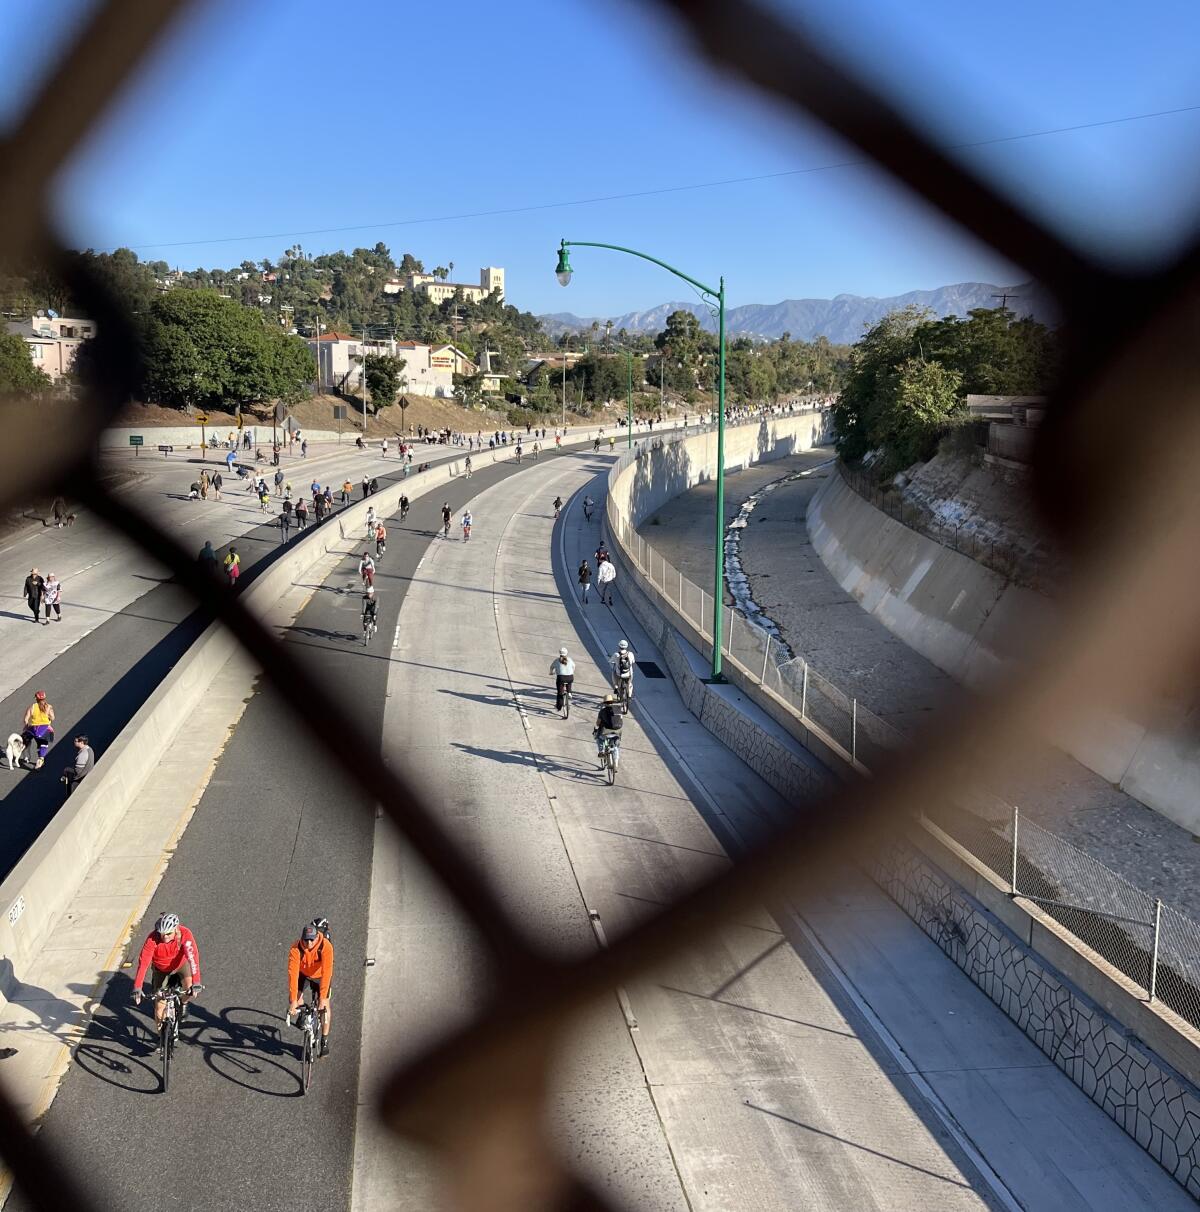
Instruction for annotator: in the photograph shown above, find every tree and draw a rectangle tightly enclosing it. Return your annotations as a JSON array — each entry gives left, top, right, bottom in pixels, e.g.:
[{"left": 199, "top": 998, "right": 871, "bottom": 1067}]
[
  {"left": 453, "top": 371, "right": 484, "bottom": 409},
  {"left": 364, "top": 354, "right": 405, "bottom": 414},
  {"left": 0, "top": 331, "right": 51, "bottom": 393},
  {"left": 874, "top": 358, "right": 963, "bottom": 472}
]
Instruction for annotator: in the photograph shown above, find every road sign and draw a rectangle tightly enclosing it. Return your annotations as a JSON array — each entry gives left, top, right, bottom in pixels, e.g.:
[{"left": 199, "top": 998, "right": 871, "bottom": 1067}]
[
  {"left": 333, "top": 406, "right": 347, "bottom": 420},
  {"left": 282, "top": 416, "right": 301, "bottom": 433},
  {"left": 195, "top": 413, "right": 208, "bottom": 424},
  {"left": 129, "top": 435, "right": 144, "bottom": 446}
]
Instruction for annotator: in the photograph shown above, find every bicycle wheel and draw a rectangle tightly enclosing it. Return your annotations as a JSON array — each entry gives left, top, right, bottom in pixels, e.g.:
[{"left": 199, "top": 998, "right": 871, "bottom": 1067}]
[
  {"left": 160, "top": 1016, "right": 172, "bottom": 1092},
  {"left": 563, "top": 690, "right": 570, "bottom": 720},
  {"left": 301, "top": 1021, "right": 315, "bottom": 1095},
  {"left": 606, "top": 747, "right": 616, "bottom": 785}
]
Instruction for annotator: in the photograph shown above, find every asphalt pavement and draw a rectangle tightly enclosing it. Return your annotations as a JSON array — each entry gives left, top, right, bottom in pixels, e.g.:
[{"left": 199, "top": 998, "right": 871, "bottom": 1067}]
[{"left": 5, "top": 449, "right": 565, "bottom": 1212}]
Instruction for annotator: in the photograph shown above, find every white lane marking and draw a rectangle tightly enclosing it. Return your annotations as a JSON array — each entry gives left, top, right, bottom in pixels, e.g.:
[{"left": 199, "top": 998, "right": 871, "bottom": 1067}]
[
  {"left": 62, "top": 557, "right": 111, "bottom": 579},
  {"left": 392, "top": 624, "right": 400, "bottom": 650}
]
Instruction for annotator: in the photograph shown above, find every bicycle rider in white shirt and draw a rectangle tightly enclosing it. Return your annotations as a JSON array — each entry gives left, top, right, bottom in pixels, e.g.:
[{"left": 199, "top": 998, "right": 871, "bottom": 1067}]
[{"left": 549, "top": 647, "right": 575, "bottom": 712}]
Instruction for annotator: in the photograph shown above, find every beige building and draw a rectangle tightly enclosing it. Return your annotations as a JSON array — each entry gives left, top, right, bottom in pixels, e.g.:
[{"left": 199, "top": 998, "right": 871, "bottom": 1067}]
[
  {"left": 6, "top": 314, "right": 96, "bottom": 383},
  {"left": 396, "top": 266, "right": 504, "bottom": 305}
]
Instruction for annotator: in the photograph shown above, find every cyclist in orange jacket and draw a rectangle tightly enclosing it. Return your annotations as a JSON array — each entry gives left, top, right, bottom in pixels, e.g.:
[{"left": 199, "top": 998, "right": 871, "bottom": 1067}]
[{"left": 288, "top": 919, "right": 334, "bottom": 1057}]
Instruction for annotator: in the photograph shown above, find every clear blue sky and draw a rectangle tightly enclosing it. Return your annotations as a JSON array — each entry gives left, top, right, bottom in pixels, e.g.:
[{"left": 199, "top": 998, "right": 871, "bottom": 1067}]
[{"left": 4, "top": 0, "right": 1200, "bottom": 317}]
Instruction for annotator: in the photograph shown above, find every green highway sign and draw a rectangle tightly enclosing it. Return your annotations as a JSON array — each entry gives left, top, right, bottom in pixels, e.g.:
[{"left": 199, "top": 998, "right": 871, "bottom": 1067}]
[{"left": 129, "top": 435, "right": 144, "bottom": 446}]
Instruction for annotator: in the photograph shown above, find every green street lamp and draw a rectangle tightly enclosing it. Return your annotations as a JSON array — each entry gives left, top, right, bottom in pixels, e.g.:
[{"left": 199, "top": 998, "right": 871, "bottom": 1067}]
[{"left": 556, "top": 238, "right": 728, "bottom": 681}]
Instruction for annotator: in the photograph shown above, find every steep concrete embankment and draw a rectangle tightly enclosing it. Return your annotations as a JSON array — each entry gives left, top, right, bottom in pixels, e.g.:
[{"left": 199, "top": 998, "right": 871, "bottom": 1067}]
[{"left": 808, "top": 470, "right": 1200, "bottom": 834}]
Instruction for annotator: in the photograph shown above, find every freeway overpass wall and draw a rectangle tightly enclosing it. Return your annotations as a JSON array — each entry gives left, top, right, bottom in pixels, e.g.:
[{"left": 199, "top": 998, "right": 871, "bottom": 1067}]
[
  {"left": 807, "top": 469, "right": 1200, "bottom": 837},
  {"left": 605, "top": 418, "right": 1200, "bottom": 1197}
]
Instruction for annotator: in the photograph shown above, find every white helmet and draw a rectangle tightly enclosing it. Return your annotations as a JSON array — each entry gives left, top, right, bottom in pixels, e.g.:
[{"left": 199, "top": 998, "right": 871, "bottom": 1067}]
[
  {"left": 618, "top": 640, "right": 629, "bottom": 651},
  {"left": 365, "top": 584, "right": 375, "bottom": 595},
  {"left": 156, "top": 912, "right": 179, "bottom": 935},
  {"left": 559, "top": 647, "right": 568, "bottom": 658}
]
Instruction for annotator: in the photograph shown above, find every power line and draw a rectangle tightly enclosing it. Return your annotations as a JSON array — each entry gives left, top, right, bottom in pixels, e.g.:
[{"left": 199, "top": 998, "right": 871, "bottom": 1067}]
[{"left": 126, "top": 102, "right": 1200, "bottom": 253}]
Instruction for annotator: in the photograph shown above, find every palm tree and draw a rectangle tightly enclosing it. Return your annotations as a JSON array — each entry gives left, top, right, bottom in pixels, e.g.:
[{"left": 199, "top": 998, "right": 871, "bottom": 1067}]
[{"left": 448, "top": 260, "right": 455, "bottom": 282}]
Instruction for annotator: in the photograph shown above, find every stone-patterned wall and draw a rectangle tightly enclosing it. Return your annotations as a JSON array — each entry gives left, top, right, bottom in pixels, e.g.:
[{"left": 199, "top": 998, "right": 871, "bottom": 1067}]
[{"left": 873, "top": 837, "right": 1200, "bottom": 1198}]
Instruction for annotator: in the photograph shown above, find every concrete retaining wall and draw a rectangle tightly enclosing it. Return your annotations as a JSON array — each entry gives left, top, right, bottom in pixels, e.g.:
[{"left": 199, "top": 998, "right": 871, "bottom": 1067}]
[
  {"left": 808, "top": 470, "right": 1200, "bottom": 835},
  {"left": 100, "top": 425, "right": 342, "bottom": 450},
  {"left": 873, "top": 827, "right": 1200, "bottom": 1197}
]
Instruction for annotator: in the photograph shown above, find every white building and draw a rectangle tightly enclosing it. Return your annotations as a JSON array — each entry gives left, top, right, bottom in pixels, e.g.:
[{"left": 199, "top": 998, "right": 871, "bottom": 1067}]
[{"left": 307, "top": 334, "right": 477, "bottom": 397}]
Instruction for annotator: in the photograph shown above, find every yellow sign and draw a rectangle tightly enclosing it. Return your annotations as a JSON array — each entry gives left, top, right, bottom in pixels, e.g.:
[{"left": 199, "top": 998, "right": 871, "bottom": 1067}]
[{"left": 195, "top": 413, "right": 209, "bottom": 423}]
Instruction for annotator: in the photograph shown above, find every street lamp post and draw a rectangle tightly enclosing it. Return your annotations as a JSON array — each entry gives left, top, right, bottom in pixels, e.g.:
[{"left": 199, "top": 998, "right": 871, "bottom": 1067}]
[{"left": 556, "top": 239, "right": 728, "bottom": 680}]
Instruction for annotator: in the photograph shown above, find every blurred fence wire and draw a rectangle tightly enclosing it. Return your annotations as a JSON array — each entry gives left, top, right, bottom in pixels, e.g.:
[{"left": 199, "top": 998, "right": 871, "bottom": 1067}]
[{"left": 5, "top": 0, "right": 1200, "bottom": 1209}]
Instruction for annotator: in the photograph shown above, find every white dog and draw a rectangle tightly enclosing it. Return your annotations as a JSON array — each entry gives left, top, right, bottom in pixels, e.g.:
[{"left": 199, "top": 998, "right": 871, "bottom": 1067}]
[{"left": 5, "top": 734, "right": 25, "bottom": 771}]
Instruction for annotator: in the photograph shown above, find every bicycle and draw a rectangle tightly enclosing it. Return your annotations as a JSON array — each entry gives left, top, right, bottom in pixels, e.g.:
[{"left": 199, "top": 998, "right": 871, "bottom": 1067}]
[
  {"left": 615, "top": 674, "right": 632, "bottom": 714},
  {"left": 583, "top": 502, "right": 594, "bottom": 523},
  {"left": 598, "top": 732, "right": 621, "bottom": 785},
  {"left": 560, "top": 682, "right": 572, "bottom": 720},
  {"left": 288, "top": 995, "right": 321, "bottom": 1095},
  {"left": 362, "top": 613, "right": 378, "bottom": 646},
  {"left": 462, "top": 523, "right": 472, "bottom": 543},
  {"left": 147, "top": 981, "right": 203, "bottom": 1092}
]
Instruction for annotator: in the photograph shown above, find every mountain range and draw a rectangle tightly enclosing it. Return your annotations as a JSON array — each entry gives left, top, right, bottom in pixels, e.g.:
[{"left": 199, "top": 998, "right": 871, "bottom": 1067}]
[{"left": 538, "top": 280, "right": 1056, "bottom": 345}]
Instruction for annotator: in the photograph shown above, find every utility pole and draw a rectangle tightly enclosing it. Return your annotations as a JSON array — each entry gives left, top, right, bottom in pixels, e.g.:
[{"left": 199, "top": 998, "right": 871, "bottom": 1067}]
[
  {"left": 361, "top": 325, "right": 368, "bottom": 439},
  {"left": 562, "top": 334, "right": 570, "bottom": 430},
  {"left": 992, "top": 290, "right": 1018, "bottom": 311}
]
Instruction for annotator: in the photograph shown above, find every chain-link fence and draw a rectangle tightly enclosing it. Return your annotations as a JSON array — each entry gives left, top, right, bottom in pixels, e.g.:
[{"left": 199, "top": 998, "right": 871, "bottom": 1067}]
[
  {"left": 7, "top": 0, "right": 1200, "bottom": 1208},
  {"left": 610, "top": 437, "right": 1200, "bottom": 1035}
]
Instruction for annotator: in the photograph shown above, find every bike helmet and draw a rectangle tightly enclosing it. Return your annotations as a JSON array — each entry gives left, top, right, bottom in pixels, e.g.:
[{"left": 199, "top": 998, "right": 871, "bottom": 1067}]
[
  {"left": 156, "top": 912, "right": 180, "bottom": 934},
  {"left": 559, "top": 647, "right": 568, "bottom": 658},
  {"left": 618, "top": 640, "right": 629, "bottom": 651},
  {"left": 34, "top": 690, "right": 46, "bottom": 702},
  {"left": 365, "top": 584, "right": 375, "bottom": 595}
]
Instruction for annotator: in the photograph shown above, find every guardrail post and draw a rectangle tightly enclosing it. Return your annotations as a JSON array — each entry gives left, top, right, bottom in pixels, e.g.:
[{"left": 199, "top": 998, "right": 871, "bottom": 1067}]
[
  {"left": 1150, "top": 897, "right": 1162, "bottom": 1002},
  {"left": 761, "top": 634, "right": 771, "bottom": 685},
  {"left": 1010, "top": 805, "right": 1019, "bottom": 894},
  {"left": 852, "top": 699, "right": 858, "bottom": 763},
  {"left": 679, "top": 569, "right": 683, "bottom": 606},
  {"left": 727, "top": 610, "right": 735, "bottom": 657},
  {"left": 801, "top": 661, "right": 808, "bottom": 719}
]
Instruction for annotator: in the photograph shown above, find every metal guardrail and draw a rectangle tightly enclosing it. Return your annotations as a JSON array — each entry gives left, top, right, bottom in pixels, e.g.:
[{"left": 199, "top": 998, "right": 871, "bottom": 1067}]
[{"left": 5, "top": 0, "right": 1200, "bottom": 1208}]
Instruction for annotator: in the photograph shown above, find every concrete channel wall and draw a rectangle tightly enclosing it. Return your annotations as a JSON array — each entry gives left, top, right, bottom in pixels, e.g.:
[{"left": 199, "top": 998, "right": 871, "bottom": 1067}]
[
  {"left": 807, "top": 470, "right": 1200, "bottom": 836},
  {"left": 0, "top": 433, "right": 603, "bottom": 1009},
  {"left": 607, "top": 421, "right": 1200, "bottom": 1196}
]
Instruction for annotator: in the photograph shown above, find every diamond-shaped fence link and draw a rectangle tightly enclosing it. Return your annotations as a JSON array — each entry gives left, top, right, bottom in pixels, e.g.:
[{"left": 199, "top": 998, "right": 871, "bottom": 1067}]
[{"left": 7, "top": 0, "right": 1200, "bottom": 1209}]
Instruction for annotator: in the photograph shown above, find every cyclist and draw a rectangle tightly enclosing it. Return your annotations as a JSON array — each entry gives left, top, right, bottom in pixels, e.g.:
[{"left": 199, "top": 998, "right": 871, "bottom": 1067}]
[
  {"left": 553, "top": 496, "right": 563, "bottom": 520},
  {"left": 399, "top": 494, "right": 410, "bottom": 522},
  {"left": 608, "top": 434, "right": 615, "bottom": 451},
  {"left": 132, "top": 912, "right": 201, "bottom": 1032},
  {"left": 361, "top": 583, "right": 378, "bottom": 635},
  {"left": 514, "top": 442, "right": 522, "bottom": 464},
  {"left": 532, "top": 441, "right": 540, "bottom": 461},
  {"left": 359, "top": 551, "right": 375, "bottom": 588},
  {"left": 549, "top": 647, "right": 575, "bottom": 712},
  {"left": 365, "top": 505, "right": 377, "bottom": 541},
  {"left": 582, "top": 496, "right": 595, "bottom": 522},
  {"left": 441, "top": 502, "right": 452, "bottom": 538},
  {"left": 287, "top": 920, "right": 334, "bottom": 1057},
  {"left": 610, "top": 639, "right": 636, "bottom": 705},
  {"left": 374, "top": 520, "right": 387, "bottom": 559},
  {"left": 461, "top": 509, "right": 473, "bottom": 542},
  {"left": 464, "top": 455, "right": 473, "bottom": 479},
  {"left": 593, "top": 693, "right": 623, "bottom": 767},
  {"left": 593, "top": 435, "right": 601, "bottom": 452}
]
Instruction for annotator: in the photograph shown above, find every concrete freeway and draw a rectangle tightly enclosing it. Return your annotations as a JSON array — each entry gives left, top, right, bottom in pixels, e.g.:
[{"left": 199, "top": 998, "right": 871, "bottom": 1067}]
[{"left": 6, "top": 427, "right": 1188, "bottom": 1210}]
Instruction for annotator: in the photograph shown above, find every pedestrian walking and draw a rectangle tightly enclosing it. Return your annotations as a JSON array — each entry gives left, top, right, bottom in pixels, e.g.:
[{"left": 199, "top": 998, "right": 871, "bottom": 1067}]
[
  {"left": 242, "top": 429, "right": 251, "bottom": 450},
  {"left": 223, "top": 545, "right": 241, "bottom": 588},
  {"left": 279, "top": 507, "right": 291, "bottom": 543},
  {"left": 381, "top": 438, "right": 388, "bottom": 459},
  {"left": 314, "top": 495, "right": 327, "bottom": 524},
  {"left": 341, "top": 480, "right": 352, "bottom": 505},
  {"left": 300, "top": 438, "right": 308, "bottom": 458},
  {"left": 361, "top": 476, "right": 370, "bottom": 500},
  {"left": 578, "top": 559, "right": 592, "bottom": 604},
  {"left": 597, "top": 557, "right": 616, "bottom": 606},
  {"left": 274, "top": 469, "right": 284, "bottom": 496},
  {"left": 212, "top": 471, "right": 222, "bottom": 500},
  {"left": 295, "top": 498, "right": 308, "bottom": 529},
  {"left": 42, "top": 573, "right": 62, "bottom": 622},
  {"left": 23, "top": 568, "right": 45, "bottom": 624},
  {"left": 51, "top": 496, "right": 68, "bottom": 527}
]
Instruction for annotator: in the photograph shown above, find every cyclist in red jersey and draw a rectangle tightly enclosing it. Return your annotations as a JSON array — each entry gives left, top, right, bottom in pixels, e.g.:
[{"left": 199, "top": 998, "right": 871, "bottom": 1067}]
[{"left": 132, "top": 912, "right": 201, "bottom": 1029}]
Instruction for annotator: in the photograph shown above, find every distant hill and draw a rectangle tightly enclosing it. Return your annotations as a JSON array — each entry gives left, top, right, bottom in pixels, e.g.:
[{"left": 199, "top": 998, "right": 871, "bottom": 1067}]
[{"left": 539, "top": 281, "right": 1056, "bottom": 344}]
